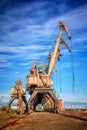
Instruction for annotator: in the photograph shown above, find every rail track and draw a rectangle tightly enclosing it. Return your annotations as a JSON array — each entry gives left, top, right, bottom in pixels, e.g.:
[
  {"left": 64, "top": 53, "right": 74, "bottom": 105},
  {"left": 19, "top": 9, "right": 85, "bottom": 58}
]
[{"left": 59, "top": 112, "right": 87, "bottom": 122}]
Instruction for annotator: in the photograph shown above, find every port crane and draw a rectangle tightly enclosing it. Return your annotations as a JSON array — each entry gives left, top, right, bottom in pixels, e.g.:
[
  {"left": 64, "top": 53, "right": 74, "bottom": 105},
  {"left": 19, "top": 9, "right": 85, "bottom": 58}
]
[
  {"left": 7, "top": 79, "right": 28, "bottom": 113},
  {"left": 26, "top": 21, "right": 71, "bottom": 113},
  {"left": 0, "top": 96, "right": 3, "bottom": 103}
]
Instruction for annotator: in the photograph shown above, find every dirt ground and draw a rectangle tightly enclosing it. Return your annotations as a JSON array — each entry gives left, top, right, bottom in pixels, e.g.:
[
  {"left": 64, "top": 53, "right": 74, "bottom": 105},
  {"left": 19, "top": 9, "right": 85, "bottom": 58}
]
[{"left": 0, "top": 110, "right": 87, "bottom": 130}]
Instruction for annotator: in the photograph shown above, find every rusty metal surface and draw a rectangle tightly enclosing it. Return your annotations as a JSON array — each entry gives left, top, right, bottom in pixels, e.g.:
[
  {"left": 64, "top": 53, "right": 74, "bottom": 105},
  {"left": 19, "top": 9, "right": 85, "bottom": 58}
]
[{"left": 28, "top": 88, "right": 58, "bottom": 113}]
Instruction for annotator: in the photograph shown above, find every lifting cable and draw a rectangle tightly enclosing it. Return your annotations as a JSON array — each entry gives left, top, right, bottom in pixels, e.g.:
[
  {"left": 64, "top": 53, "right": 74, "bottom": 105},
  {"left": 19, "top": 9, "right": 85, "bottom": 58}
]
[
  {"left": 58, "top": 59, "right": 62, "bottom": 93},
  {"left": 58, "top": 39, "right": 75, "bottom": 94},
  {"left": 44, "top": 24, "right": 59, "bottom": 65},
  {"left": 70, "top": 39, "right": 75, "bottom": 93}
]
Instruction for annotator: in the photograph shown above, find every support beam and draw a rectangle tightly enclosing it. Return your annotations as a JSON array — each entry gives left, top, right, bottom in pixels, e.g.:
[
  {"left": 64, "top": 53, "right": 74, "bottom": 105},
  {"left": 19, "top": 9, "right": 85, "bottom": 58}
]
[{"left": 28, "top": 88, "right": 59, "bottom": 113}]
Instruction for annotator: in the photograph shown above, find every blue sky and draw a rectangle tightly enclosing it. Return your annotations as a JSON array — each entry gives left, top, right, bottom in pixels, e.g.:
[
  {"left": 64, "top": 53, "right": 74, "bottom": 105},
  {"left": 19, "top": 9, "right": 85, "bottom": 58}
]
[{"left": 0, "top": 0, "right": 87, "bottom": 103}]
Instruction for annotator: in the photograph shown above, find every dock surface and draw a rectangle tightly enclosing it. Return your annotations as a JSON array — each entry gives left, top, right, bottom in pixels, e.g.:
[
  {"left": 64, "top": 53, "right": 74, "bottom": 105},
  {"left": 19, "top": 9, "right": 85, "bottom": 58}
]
[{"left": 0, "top": 110, "right": 87, "bottom": 130}]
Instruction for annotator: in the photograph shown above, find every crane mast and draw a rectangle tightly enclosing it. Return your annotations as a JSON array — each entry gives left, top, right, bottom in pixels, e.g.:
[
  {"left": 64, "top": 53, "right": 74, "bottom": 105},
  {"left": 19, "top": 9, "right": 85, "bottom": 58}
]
[{"left": 47, "top": 21, "right": 71, "bottom": 77}]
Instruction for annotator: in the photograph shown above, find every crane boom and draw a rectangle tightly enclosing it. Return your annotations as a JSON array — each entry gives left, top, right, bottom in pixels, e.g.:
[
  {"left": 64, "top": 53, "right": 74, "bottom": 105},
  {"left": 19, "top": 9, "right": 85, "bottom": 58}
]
[
  {"left": 48, "top": 27, "right": 62, "bottom": 77},
  {"left": 48, "top": 21, "right": 71, "bottom": 78},
  {"left": 60, "top": 38, "right": 71, "bottom": 52}
]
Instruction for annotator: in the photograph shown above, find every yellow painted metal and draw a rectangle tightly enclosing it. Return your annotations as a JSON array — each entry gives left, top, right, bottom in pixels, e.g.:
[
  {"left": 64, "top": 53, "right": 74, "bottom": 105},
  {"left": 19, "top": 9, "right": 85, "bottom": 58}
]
[{"left": 48, "top": 27, "right": 63, "bottom": 77}]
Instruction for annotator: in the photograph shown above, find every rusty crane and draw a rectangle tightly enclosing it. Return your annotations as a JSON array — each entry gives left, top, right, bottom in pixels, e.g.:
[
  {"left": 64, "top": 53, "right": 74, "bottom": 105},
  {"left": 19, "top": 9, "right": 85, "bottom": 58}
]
[{"left": 26, "top": 21, "right": 71, "bottom": 113}]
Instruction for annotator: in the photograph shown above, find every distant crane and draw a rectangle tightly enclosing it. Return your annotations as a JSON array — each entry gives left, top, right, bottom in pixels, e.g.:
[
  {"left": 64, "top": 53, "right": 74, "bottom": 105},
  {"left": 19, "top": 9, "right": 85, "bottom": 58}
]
[
  {"left": 7, "top": 79, "right": 28, "bottom": 113},
  {"left": 0, "top": 96, "right": 3, "bottom": 102}
]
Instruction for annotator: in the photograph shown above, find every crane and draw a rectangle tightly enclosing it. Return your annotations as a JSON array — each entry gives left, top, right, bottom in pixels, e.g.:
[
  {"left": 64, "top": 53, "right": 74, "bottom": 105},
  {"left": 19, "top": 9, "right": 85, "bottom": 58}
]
[
  {"left": 26, "top": 21, "right": 71, "bottom": 94},
  {"left": 26, "top": 21, "right": 72, "bottom": 113},
  {"left": 7, "top": 79, "right": 28, "bottom": 114},
  {"left": 0, "top": 96, "right": 3, "bottom": 103}
]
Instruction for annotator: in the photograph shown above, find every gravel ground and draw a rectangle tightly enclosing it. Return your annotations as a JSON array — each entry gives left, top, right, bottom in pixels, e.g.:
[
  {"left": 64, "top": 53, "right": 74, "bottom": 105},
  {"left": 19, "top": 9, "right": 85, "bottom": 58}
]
[{"left": 0, "top": 110, "right": 87, "bottom": 130}]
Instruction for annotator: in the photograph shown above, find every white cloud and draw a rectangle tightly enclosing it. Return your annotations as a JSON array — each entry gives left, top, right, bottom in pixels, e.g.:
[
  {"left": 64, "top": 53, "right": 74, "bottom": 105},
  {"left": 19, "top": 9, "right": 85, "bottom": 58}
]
[
  {"left": 1, "top": 3, "right": 87, "bottom": 47},
  {"left": 0, "top": 44, "right": 51, "bottom": 53},
  {"left": 79, "top": 57, "right": 87, "bottom": 62},
  {"left": 59, "top": 5, "right": 87, "bottom": 30},
  {"left": 15, "top": 71, "right": 20, "bottom": 74},
  {"left": 0, "top": 74, "right": 7, "bottom": 77},
  {"left": 0, "top": 62, "right": 12, "bottom": 68},
  {"left": 20, "top": 62, "right": 31, "bottom": 66}
]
